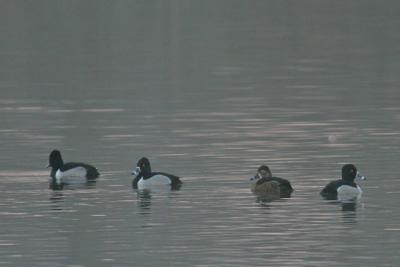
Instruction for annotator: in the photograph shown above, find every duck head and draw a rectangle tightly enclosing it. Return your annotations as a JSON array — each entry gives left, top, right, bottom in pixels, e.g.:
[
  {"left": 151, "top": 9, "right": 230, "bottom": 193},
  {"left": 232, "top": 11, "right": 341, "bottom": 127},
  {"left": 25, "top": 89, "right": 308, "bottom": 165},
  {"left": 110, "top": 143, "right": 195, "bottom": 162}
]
[
  {"left": 342, "top": 164, "right": 366, "bottom": 181},
  {"left": 132, "top": 157, "right": 152, "bottom": 178}
]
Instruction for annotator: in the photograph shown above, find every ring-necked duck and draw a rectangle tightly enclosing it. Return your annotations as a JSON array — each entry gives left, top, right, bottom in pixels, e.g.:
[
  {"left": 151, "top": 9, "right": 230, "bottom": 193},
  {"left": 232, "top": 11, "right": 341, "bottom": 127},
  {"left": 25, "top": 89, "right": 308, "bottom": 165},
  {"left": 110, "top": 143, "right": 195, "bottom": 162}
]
[
  {"left": 320, "top": 164, "right": 366, "bottom": 201},
  {"left": 47, "top": 150, "right": 99, "bottom": 186},
  {"left": 249, "top": 165, "right": 294, "bottom": 198},
  {"left": 132, "top": 157, "right": 182, "bottom": 190}
]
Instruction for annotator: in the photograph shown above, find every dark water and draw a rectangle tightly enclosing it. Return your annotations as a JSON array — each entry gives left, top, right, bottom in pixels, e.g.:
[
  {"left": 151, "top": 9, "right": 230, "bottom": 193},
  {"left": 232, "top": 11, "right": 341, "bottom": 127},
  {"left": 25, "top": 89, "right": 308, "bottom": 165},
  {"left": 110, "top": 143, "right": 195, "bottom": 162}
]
[{"left": 1, "top": 1, "right": 400, "bottom": 266}]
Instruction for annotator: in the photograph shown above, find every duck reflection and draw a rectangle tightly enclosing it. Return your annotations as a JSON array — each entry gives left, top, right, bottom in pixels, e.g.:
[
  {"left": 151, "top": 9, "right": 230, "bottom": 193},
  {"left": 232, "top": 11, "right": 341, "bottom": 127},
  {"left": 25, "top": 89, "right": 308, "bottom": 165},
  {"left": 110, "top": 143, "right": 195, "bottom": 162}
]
[
  {"left": 341, "top": 201, "right": 357, "bottom": 212},
  {"left": 255, "top": 189, "right": 281, "bottom": 203},
  {"left": 49, "top": 179, "right": 97, "bottom": 191},
  {"left": 49, "top": 190, "right": 64, "bottom": 211},
  {"left": 254, "top": 197, "right": 292, "bottom": 215},
  {"left": 255, "top": 195, "right": 280, "bottom": 208},
  {"left": 49, "top": 179, "right": 64, "bottom": 190},
  {"left": 136, "top": 189, "right": 152, "bottom": 213},
  {"left": 341, "top": 201, "right": 359, "bottom": 224},
  {"left": 324, "top": 199, "right": 359, "bottom": 224}
]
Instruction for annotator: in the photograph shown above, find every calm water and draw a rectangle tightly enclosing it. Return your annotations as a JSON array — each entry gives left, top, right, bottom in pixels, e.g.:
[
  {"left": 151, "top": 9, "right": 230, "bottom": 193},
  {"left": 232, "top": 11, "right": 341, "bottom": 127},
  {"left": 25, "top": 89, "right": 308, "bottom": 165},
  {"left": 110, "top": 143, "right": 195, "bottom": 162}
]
[{"left": 1, "top": 1, "right": 400, "bottom": 266}]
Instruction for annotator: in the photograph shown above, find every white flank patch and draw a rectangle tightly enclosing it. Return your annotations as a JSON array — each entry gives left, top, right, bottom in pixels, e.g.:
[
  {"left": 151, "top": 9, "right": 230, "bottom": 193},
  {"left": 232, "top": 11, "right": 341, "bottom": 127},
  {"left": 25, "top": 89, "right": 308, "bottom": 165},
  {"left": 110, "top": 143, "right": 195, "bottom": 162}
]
[
  {"left": 137, "top": 175, "right": 171, "bottom": 189},
  {"left": 337, "top": 185, "right": 362, "bottom": 201},
  {"left": 55, "top": 167, "right": 87, "bottom": 184}
]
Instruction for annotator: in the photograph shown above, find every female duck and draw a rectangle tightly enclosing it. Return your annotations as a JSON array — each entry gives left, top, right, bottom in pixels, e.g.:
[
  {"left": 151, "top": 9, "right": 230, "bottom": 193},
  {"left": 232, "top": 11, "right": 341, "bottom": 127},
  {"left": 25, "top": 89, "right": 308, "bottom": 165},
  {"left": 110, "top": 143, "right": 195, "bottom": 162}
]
[
  {"left": 47, "top": 150, "right": 99, "bottom": 186},
  {"left": 320, "top": 164, "right": 366, "bottom": 201},
  {"left": 249, "top": 165, "right": 294, "bottom": 198},
  {"left": 132, "top": 157, "right": 182, "bottom": 190}
]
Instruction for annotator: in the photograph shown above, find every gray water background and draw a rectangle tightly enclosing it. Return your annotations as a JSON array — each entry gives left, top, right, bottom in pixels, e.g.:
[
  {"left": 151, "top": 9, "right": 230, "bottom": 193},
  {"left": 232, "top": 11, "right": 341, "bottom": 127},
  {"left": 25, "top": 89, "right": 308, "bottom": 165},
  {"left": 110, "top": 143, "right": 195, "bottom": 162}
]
[{"left": 1, "top": 1, "right": 400, "bottom": 266}]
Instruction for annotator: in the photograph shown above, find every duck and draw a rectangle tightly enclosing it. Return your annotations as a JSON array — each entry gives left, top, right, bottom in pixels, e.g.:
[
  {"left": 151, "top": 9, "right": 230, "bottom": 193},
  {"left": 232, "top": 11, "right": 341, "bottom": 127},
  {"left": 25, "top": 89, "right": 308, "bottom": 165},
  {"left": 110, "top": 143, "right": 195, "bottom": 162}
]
[
  {"left": 320, "top": 164, "right": 366, "bottom": 201},
  {"left": 47, "top": 150, "right": 99, "bottom": 186},
  {"left": 132, "top": 157, "right": 182, "bottom": 190},
  {"left": 249, "top": 165, "right": 294, "bottom": 198}
]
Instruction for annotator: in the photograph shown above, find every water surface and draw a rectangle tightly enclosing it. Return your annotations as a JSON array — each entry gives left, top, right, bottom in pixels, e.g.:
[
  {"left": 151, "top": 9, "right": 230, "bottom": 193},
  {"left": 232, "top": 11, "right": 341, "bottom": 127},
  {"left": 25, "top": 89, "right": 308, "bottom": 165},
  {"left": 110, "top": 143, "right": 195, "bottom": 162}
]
[{"left": 1, "top": 1, "right": 400, "bottom": 266}]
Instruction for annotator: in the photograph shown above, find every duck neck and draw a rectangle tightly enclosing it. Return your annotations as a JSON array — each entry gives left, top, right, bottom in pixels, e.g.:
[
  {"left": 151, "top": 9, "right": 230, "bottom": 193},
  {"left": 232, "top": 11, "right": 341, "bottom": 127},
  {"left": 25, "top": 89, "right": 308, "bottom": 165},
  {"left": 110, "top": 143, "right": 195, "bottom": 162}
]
[
  {"left": 50, "top": 167, "right": 58, "bottom": 179},
  {"left": 140, "top": 166, "right": 152, "bottom": 179},
  {"left": 50, "top": 159, "right": 63, "bottom": 179}
]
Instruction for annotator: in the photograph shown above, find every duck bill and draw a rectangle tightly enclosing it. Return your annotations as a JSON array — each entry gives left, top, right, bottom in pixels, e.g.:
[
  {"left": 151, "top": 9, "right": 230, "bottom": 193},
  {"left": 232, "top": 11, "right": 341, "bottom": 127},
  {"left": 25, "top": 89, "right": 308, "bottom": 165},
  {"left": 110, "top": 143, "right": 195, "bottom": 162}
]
[
  {"left": 356, "top": 172, "right": 366, "bottom": 180},
  {"left": 250, "top": 173, "right": 261, "bottom": 181},
  {"left": 132, "top": 166, "right": 141, "bottom": 176}
]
